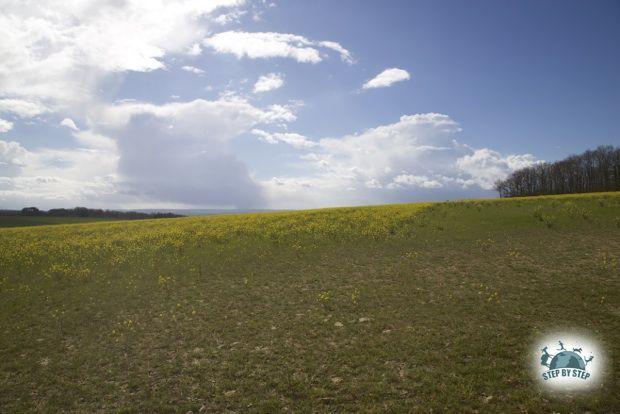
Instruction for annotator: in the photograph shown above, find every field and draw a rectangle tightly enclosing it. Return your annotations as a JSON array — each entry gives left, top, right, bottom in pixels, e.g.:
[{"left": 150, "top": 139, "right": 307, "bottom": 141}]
[
  {"left": 0, "top": 216, "right": 111, "bottom": 228},
  {"left": 1, "top": 193, "right": 619, "bottom": 412}
]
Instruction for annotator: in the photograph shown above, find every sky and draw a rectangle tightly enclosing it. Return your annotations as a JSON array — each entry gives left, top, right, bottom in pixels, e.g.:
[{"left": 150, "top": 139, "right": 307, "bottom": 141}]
[{"left": 0, "top": 0, "right": 619, "bottom": 210}]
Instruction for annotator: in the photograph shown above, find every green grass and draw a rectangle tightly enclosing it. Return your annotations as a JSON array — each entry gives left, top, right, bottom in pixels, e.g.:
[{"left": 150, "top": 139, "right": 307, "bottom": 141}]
[
  {"left": 1, "top": 193, "right": 619, "bottom": 412},
  {"left": 0, "top": 216, "right": 111, "bottom": 228}
]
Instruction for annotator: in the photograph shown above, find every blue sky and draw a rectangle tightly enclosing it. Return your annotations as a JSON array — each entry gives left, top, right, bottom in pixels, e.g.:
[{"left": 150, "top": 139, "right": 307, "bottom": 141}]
[{"left": 0, "top": 0, "right": 618, "bottom": 209}]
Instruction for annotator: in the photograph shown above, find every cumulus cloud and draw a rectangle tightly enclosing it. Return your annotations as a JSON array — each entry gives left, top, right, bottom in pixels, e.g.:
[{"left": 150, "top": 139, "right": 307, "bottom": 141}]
[
  {"left": 317, "top": 113, "right": 465, "bottom": 180},
  {"left": 0, "top": 99, "right": 50, "bottom": 118},
  {"left": 214, "top": 9, "right": 248, "bottom": 25},
  {"left": 182, "top": 65, "right": 206, "bottom": 74},
  {"left": 72, "top": 130, "right": 117, "bottom": 151},
  {"left": 261, "top": 113, "right": 540, "bottom": 208},
  {"left": 186, "top": 43, "right": 203, "bottom": 56},
  {"left": 251, "top": 128, "right": 317, "bottom": 149},
  {"left": 0, "top": 175, "right": 118, "bottom": 208},
  {"left": 60, "top": 118, "right": 79, "bottom": 131},
  {"left": 363, "top": 68, "right": 410, "bottom": 89},
  {"left": 253, "top": 73, "right": 284, "bottom": 93},
  {"left": 1, "top": 95, "right": 298, "bottom": 208},
  {"left": 0, "top": 119, "right": 13, "bottom": 133},
  {"left": 203, "top": 31, "right": 353, "bottom": 64},
  {"left": 0, "top": 140, "right": 27, "bottom": 176},
  {"left": 0, "top": 0, "right": 243, "bottom": 110},
  {"left": 97, "top": 97, "right": 295, "bottom": 133},
  {"left": 0, "top": 0, "right": 370, "bottom": 209},
  {"left": 89, "top": 97, "right": 297, "bottom": 208},
  {"left": 0, "top": 1, "right": 541, "bottom": 211},
  {"left": 456, "top": 149, "right": 541, "bottom": 189},
  {"left": 0, "top": 137, "right": 119, "bottom": 208},
  {"left": 387, "top": 174, "right": 443, "bottom": 189},
  {"left": 113, "top": 114, "right": 263, "bottom": 208}
]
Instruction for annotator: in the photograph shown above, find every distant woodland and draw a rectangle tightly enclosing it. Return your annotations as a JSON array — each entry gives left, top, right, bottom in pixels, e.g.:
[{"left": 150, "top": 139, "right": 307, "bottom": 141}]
[
  {"left": 494, "top": 145, "right": 620, "bottom": 198},
  {"left": 0, "top": 207, "right": 182, "bottom": 219}
]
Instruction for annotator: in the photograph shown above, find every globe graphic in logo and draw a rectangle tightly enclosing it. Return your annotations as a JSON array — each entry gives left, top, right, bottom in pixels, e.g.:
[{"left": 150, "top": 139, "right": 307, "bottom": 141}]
[{"left": 549, "top": 351, "right": 586, "bottom": 370}]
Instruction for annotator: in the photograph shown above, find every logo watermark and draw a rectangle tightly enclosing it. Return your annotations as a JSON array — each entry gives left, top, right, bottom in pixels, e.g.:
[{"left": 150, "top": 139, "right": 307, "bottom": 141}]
[{"left": 534, "top": 332, "right": 605, "bottom": 391}]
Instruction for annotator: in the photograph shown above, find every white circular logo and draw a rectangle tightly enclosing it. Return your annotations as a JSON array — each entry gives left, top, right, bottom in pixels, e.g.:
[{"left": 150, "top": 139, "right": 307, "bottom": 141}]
[{"left": 533, "top": 332, "right": 605, "bottom": 391}]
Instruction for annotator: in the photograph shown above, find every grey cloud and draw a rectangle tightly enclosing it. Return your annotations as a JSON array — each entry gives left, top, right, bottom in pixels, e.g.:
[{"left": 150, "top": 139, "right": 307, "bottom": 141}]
[{"left": 116, "top": 114, "right": 264, "bottom": 208}]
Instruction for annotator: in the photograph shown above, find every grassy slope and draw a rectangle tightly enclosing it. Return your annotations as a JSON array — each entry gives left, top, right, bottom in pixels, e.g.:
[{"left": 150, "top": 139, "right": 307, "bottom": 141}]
[
  {"left": 0, "top": 193, "right": 618, "bottom": 412},
  {"left": 0, "top": 216, "right": 111, "bottom": 228}
]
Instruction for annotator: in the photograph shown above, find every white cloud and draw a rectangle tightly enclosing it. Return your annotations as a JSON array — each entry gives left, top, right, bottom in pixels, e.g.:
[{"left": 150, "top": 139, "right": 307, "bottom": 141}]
[
  {"left": 0, "top": 99, "right": 50, "bottom": 118},
  {"left": 100, "top": 98, "right": 295, "bottom": 208},
  {"left": 363, "top": 68, "right": 410, "bottom": 89},
  {"left": 83, "top": 97, "right": 295, "bottom": 208},
  {"left": 186, "top": 43, "right": 203, "bottom": 56},
  {"left": 72, "top": 130, "right": 117, "bottom": 151},
  {"left": 214, "top": 9, "right": 248, "bottom": 25},
  {"left": 456, "top": 149, "right": 540, "bottom": 189},
  {"left": 261, "top": 104, "right": 297, "bottom": 123},
  {"left": 252, "top": 128, "right": 317, "bottom": 149},
  {"left": 0, "top": 0, "right": 407, "bottom": 211},
  {"left": 253, "top": 73, "right": 284, "bottom": 93},
  {"left": 182, "top": 65, "right": 206, "bottom": 74},
  {"left": 60, "top": 118, "right": 79, "bottom": 131},
  {"left": 0, "top": 1, "right": 542, "bottom": 211},
  {"left": 316, "top": 113, "right": 464, "bottom": 179},
  {"left": 0, "top": 140, "right": 27, "bottom": 176},
  {"left": 0, "top": 136, "right": 119, "bottom": 208},
  {"left": 203, "top": 31, "right": 353, "bottom": 64},
  {"left": 0, "top": 175, "right": 118, "bottom": 208},
  {"left": 97, "top": 97, "right": 295, "bottom": 133},
  {"left": 261, "top": 113, "right": 539, "bottom": 208},
  {"left": 1, "top": 95, "right": 298, "bottom": 208},
  {"left": 318, "top": 41, "right": 355, "bottom": 64},
  {"left": 0, "top": 0, "right": 244, "bottom": 110},
  {"left": 387, "top": 174, "right": 443, "bottom": 189},
  {"left": 0, "top": 119, "right": 13, "bottom": 133}
]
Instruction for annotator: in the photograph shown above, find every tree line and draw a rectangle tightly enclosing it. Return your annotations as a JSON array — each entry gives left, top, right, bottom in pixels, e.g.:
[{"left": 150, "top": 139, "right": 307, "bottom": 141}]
[
  {"left": 1, "top": 206, "right": 183, "bottom": 219},
  {"left": 494, "top": 145, "right": 620, "bottom": 198}
]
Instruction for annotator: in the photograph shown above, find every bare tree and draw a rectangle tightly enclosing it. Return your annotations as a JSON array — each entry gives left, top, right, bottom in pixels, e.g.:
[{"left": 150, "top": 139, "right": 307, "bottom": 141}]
[{"left": 495, "top": 145, "right": 620, "bottom": 197}]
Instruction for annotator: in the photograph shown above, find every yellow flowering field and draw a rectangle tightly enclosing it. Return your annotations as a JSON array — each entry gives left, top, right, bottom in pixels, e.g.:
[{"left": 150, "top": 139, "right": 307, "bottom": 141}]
[{"left": 1, "top": 193, "right": 618, "bottom": 412}]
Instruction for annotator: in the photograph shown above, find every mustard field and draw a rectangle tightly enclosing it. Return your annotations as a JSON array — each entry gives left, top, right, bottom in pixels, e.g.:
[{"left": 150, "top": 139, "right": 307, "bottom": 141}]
[{"left": 1, "top": 193, "right": 619, "bottom": 412}]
